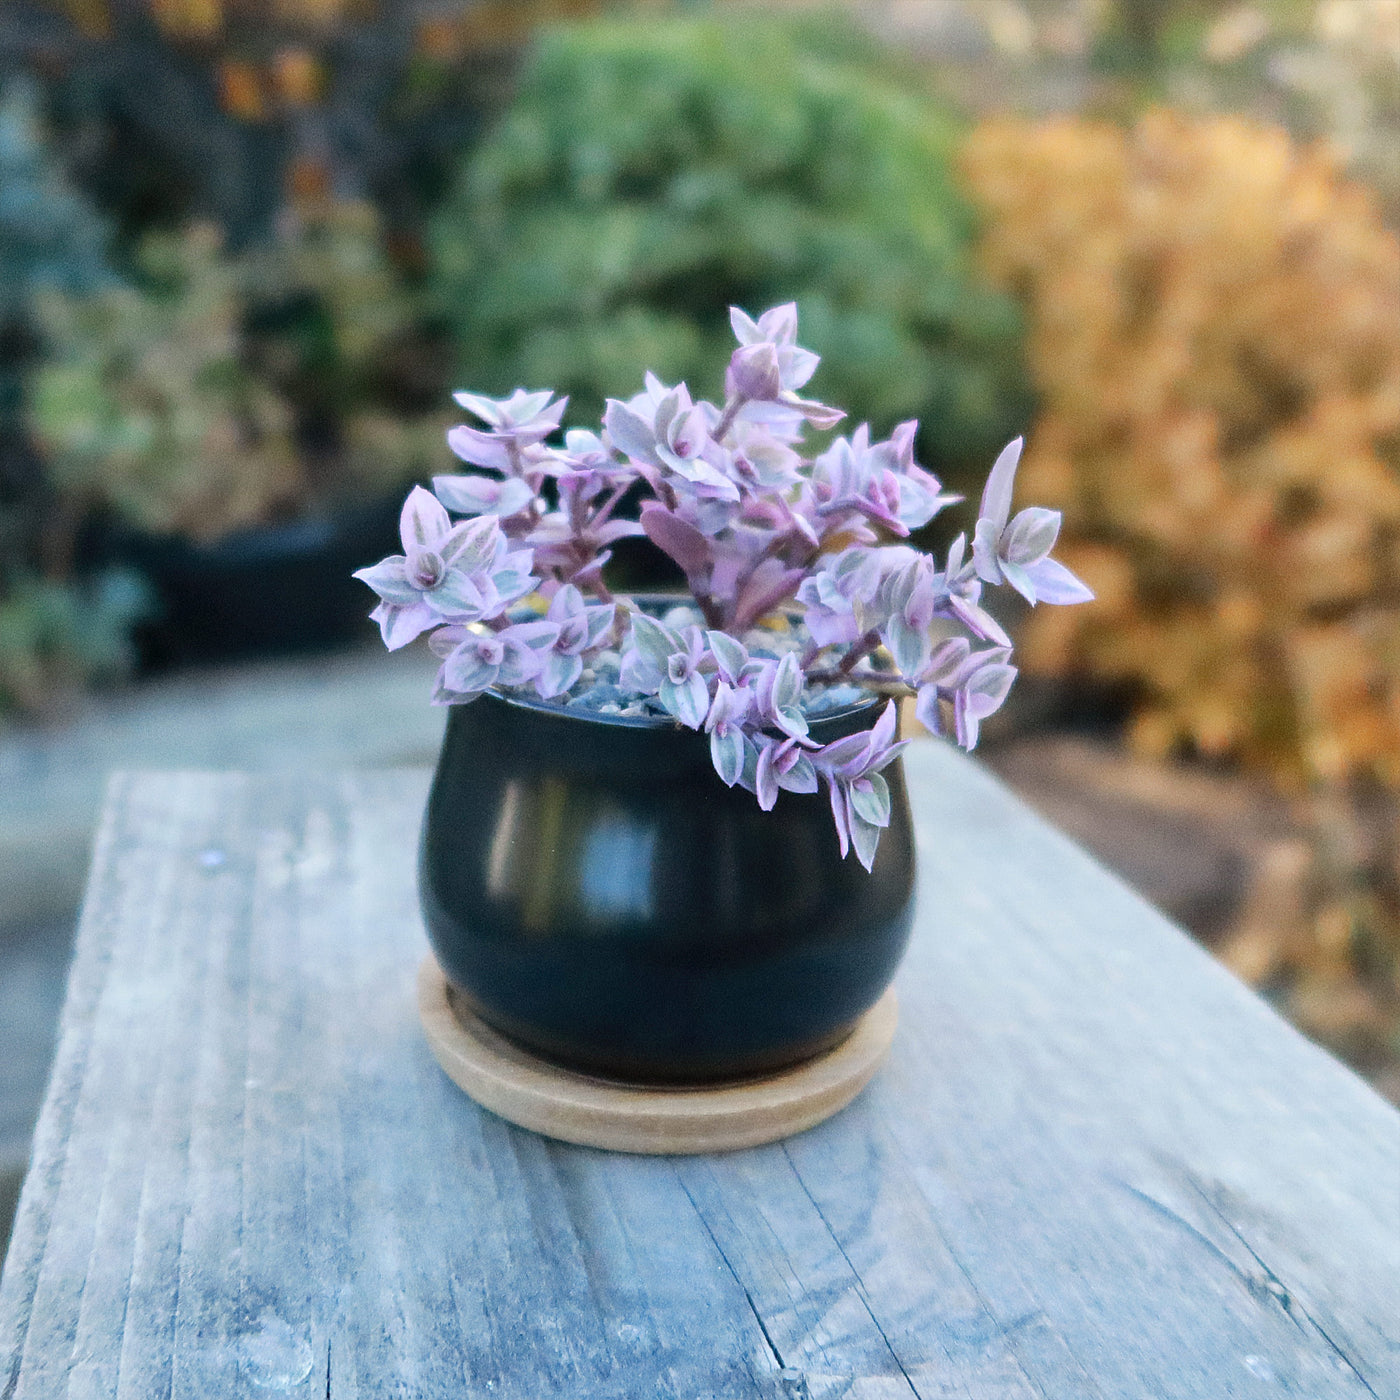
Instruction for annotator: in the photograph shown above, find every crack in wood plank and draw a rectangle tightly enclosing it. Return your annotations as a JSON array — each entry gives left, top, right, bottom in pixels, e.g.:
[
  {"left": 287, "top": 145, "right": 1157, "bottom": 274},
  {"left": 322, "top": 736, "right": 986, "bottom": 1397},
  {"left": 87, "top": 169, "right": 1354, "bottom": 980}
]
[
  {"left": 672, "top": 1164, "right": 789, "bottom": 1394},
  {"left": 780, "top": 1142, "right": 925, "bottom": 1400},
  {"left": 1184, "top": 1177, "right": 1383, "bottom": 1400}
]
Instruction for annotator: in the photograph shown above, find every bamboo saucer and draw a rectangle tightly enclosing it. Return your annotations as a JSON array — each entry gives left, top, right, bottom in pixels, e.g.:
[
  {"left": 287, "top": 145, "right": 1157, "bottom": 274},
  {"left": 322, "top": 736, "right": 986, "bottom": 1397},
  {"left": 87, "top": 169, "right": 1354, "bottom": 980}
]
[{"left": 417, "top": 954, "right": 897, "bottom": 1154}]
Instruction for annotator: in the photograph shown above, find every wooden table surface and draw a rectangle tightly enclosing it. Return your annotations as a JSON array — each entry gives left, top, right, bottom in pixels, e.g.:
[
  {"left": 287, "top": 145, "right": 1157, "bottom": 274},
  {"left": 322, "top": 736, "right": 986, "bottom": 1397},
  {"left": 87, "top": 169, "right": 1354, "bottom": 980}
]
[{"left": 2, "top": 748, "right": 1397, "bottom": 1399}]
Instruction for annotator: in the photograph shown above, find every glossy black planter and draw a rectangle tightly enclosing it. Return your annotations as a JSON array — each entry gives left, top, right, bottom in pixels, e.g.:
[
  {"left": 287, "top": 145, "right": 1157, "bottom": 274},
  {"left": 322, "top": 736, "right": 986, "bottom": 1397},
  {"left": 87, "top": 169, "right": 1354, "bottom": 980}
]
[{"left": 419, "top": 690, "right": 917, "bottom": 1084}]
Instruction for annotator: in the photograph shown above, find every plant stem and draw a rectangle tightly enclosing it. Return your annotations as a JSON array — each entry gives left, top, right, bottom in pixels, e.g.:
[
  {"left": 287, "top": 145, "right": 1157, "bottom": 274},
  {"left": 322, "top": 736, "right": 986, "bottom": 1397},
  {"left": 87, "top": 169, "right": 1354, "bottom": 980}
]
[
  {"left": 712, "top": 394, "right": 748, "bottom": 441},
  {"left": 591, "top": 479, "right": 631, "bottom": 528},
  {"left": 697, "top": 594, "right": 724, "bottom": 630},
  {"left": 838, "top": 629, "right": 882, "bottom": 676},
  {"left": 805, "top": 668, "right": 912, "bottom": 699}
]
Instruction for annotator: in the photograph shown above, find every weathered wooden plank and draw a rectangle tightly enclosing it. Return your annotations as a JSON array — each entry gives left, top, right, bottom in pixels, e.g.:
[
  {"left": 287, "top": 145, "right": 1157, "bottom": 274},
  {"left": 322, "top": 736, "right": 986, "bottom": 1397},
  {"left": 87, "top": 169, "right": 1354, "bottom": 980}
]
[
  {"left": 1, "top": 747, "right": 1396, "bottom": 1399},
  {"left": 872, "top": 743, "right": 1399, "bottom": 1399}
]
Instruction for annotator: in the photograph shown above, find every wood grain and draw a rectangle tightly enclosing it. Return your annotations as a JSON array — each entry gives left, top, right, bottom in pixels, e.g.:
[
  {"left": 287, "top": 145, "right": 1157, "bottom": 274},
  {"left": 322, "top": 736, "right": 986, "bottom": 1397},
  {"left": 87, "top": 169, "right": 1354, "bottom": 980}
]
[
  {"left": 417, "top": 955, "right": 898, "bottom": 1154},
  {"left": 1, "top": 748, "right": 1396, "bottom": 1398}
]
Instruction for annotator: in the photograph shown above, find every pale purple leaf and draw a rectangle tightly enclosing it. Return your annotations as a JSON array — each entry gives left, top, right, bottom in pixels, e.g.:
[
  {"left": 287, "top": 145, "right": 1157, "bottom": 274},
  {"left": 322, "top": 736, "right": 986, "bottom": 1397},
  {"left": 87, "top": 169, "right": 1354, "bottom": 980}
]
[
  {"left": 439, "top": 514, "right": 502, "bottom": 572},
  {"left": 353, "top": 557, "right": 418, "bottom": 606},
  {"left": 497, "top": 638, "right": 547, "bottom": 688},
  {"left": 640, "top": 503, "right": 711, "bottom": 576},
  {"left": 868, "top": 699, "right": 899, "bottom": 755},
  {"left": 706, "top": 631, "right": 748, "bottom": 685},
  {"left": 1024, "top": 555, "right": 1095, "bottom": 605},
  {"left": 998, "top": 557, "right": 1037, "bottom": 605},
  {"left": 850, "top": 773, "right": 891, "bottom": 828},
  {"left": 511, "top": 619, "right": 563, "bottom": 652},
  {"left": 728, "top": 343, "right": 782, "bottom": 401},
  {"left": 884, "top": 614, "right": 931, "bottom": 681},
  {"left": 921, "top": 635, "right": 971, "bottom": 686},
  {"left": 400, "top": 486, "right": 451, "bottom": 553},
  {"left": 756, "top": 303, "right": 798, "bottom": 344},
  {"left": 729, "top": 305, "right": 763, "bottom": 346},
  {"left": 446, "top": 425, "right": 513, "bottom": 471},
  {"left": 434, "top": 473, "right": 535, "bottom": 518},
  {"left": 954, "top": 689, "right": 979, "bottom": 750},
  {"left": 441, "top": 646, "right": 498, "bottom": 695},
  {"left": 865, "top": 738, "right": 910, "bottom": 775},
  {"left": 776, "top": 752, "right": 818, "bottom": 794},
  {"left": 452, "top": 390, "right": 506, "bottom": 424},
  {"left": 628, "top": 614, "right": 679, "bottom": 669},
  {"left": 1004, "top": 506, "right": 1061, "bottom": 567},
  {"left": 593, "top": 518, "right": 647, "bottom": 545},
  {"left": 619, "top": 647, "right": 663, "bottom": 695},
  {"left": 490, "top": 560, "right": 538, "bottom": 606},
  {"left": 978, "top": 436, "right": 1023, "bottom": 534},
  {"left": 710, "top": 727, "right": 745, "bottom": 787},
  {"left": 535, "top": 649, "right": 583, "bottom": 699},
  {"left": 779, "top": 344, "right": 819, "bottom": 391},
  {"left": 584, "top": 604, "right": 617, "bottom": 648},
  {"left": 775, "top": 706, "right": 808, "bottom": 741},
  {"left": 660, "top": 670, "right": 709, "bottom": 729},
  {"left": 966, "top": 661, "right": 1017, "bottom": 718},
  {"left": 947, "top": 593, "right": 1012, "bottom": 648},
  {"left": 914, "top": 682, "right": 943, "bottom": 736},
  {"left": 773, "top": 652, "right": 802, "bottom": 711},
  {"left": 371, "top": 599, "right": 435, "bottom": 650},
  {"left": 784, "top": 394, "right": 845, "bottom": 430},
  {"left": 427, "top": 625, "right": 468, "bottom": 659},
  {"left": 815, "top": 731, "right": 869, "bottom": 777},
  {"left": 754, "top": 743, "right": 779, "bottom": 812},
  {"left": 850, "top": 810, "right": 881, "bottom": 872},
  {"left": 428, "top": 570, "right": 488, "bottom": 618},
  {"left": 603, "top": 400, "right": 658, "bottom": 462},
  {"left": 828, "top": 779, "right": 852, "bottom": 859},
  {"left": 972, "top": 516, "right": 1005, "bottom": 586}
]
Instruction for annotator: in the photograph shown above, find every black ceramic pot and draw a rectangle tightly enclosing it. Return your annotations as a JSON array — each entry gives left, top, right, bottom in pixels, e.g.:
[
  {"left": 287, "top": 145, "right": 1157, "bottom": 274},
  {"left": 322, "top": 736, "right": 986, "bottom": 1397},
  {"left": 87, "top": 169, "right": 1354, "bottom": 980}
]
[{"left": 419, "top": 689, "right": 917, "bottom": 1084}]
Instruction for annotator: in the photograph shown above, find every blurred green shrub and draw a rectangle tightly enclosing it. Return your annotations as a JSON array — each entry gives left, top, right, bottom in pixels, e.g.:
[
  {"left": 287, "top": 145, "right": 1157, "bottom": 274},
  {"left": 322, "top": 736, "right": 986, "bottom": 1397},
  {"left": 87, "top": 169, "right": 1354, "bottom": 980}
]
[
  {"left": 0, "top": 77, "right": 137, "bottom": 720},
  {"left": 241, "top": 200, "right": 449, "bottom": 493},
  {"left": 31, "top": 222, "right": 300, "bottom": 542},
  {"left": 0, "top": 569, "right": 149, "bottom": 719},
  {"left": 428, "top": 12, "right": 1029, "bottom": 485},
  {"left": 0, "top": 77, "right": 114, "bottom": 331},
  {"left": 30, "top": 202, "right": 443, "bottom": 545}
]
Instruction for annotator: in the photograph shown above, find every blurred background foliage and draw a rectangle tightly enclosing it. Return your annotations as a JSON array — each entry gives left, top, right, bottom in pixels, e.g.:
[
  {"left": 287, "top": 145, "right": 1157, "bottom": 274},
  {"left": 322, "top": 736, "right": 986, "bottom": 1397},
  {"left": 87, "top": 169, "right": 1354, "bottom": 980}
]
[
  {"left": 0, "top": 0, "right": 1396, "bottom": 1075},
  {"left": 428, "top": 12, "right": 1030, "bottom": 487},
  {"left": 963, "top": 108, "right": 1400, "bottom": 1063}
]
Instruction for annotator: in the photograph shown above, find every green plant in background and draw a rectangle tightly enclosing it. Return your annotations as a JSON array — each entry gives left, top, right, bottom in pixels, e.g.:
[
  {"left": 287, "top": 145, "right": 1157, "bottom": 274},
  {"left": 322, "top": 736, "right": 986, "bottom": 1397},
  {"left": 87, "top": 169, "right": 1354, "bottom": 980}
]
[
  {"left": 242, "top": 199, "right": 448, "bottom": 495},
  {"left": 0, "top": 571, "right": 148, "bottom": 720},
  {"left": 0, "top": 77, "right": 114, "bottom": 333},
  {"left": 0, "top": 74, "right": 114, "bottom": 491},
  {"left": 30, "top": 222, "right": 300, "bottom": 544},
  {"left": 428, "top": 12, "right": 1029, "bottom": 491},
  {"left": 30, "top": 201, "right": 442, "bottom": 547},
  {"left": 0, "top": 77, "right": 139, "bottom": 720}
]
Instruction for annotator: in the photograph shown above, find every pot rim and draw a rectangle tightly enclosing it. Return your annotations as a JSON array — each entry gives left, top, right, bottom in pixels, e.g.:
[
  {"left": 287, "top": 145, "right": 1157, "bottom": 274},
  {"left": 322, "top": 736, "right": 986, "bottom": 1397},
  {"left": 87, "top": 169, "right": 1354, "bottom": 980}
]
[{"left": 478, "top": 683, "right": 882, "bottom": 732}]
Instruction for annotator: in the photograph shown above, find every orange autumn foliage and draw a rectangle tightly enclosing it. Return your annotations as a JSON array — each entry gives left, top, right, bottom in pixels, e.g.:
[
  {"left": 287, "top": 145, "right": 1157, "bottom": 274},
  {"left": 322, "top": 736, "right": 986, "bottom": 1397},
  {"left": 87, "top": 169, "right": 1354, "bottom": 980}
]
[
  {"left": 962, "top": 111, "right": 1400, "bottom": 791},
  {"left": 963, "top": 112, "right": 1400, "bottom": 1056}
]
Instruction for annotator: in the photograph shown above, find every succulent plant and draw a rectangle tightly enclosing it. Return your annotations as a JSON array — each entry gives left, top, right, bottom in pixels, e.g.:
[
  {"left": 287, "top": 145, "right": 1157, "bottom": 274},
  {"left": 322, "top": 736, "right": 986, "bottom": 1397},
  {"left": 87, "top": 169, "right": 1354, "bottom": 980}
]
[{"left": 357, "top": 305, "right": 1091, "bottom": 868}]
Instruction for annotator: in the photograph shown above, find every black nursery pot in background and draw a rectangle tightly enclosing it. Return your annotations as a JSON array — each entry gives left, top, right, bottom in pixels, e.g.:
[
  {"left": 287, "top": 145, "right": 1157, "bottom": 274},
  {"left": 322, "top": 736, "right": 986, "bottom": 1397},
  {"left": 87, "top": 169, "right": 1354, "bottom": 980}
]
[
  {"left": 110, "top": 495, "right": 401, "bottom": 668},
  {"left": 420, "top": 691, "right": 917, "bottom": 1084}
]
